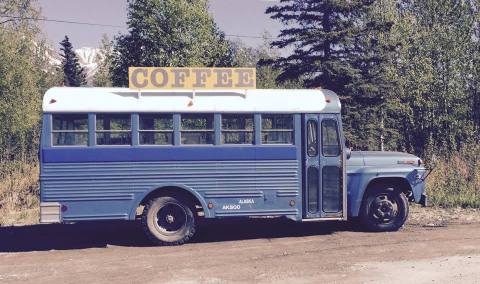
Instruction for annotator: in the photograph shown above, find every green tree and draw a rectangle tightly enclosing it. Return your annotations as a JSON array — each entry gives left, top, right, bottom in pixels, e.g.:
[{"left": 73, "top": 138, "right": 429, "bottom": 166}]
[
  {"left": 59, "top": 35, "right": 86, "bottom": 87},
  {"left": 266, "top": 1, "right": 375, "bottom": 89},
  {"left": 267, "top": 0, "right": 480, "bottom": 155},
  {"left": 111, "top": 0, "right": 234, "bottom": 86},
  {"left": 341, "top": 0, "right": 399, "bottom": 150},
  {"left": 93, "top": 34, "right": 114, "bottom": 87},
  {"left": 255, "top": 32, "right": 302, "bottom": 89},
  {"left": 231, "top": 32, "right": 302, "bottom": 89},
  {"left": 392, "top": 0, "right": 476, "bottom": 155},
  {"left": 0, "top": 0, "right": 57, "bottom": 162},
  {"left": 267, "top": 0, "right": 392, "bottom": 149},
  {"left": 469, "top": 2, "right": 480, "bottom": 135}
]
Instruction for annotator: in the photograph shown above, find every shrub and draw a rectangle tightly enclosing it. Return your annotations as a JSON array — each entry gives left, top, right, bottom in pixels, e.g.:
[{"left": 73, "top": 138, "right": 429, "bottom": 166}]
[
  {"left": 426, "top": 146, "right": 480, "bottom": 208},
  {"left": 0, "top": 162, "right": 39, "bottom": 226}
]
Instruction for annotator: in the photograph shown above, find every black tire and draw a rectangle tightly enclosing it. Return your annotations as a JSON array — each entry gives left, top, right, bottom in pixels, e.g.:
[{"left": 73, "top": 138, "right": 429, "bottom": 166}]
[
  {"left": 142, "top": 196, "right": 196, "bottom": 246},
  {"left": 360, "top": 186, "right": 409, "bottom": 232}
]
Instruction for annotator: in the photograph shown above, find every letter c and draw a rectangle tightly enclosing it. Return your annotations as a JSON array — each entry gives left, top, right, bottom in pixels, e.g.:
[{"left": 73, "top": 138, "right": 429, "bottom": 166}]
[{"left": 130, "top": 68, "right": 148, "bottom": 89}]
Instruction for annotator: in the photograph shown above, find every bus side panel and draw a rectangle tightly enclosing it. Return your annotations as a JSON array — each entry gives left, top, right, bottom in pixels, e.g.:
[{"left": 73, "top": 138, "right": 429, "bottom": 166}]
[{"left": 40, "top": 146, "right": 302, "bottom": 222}]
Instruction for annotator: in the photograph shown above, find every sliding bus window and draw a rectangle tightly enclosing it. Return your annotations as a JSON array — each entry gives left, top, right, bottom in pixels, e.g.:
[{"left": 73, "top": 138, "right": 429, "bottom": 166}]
[
  {"left": 52, "top": 114, "right": 88, "bottom": 146},
  {"left": 261, "top": 114, "right": 294, "bottom": 144},
  {"left": 181, "top": 114, "right": 214, "bottom": 144},
  {"left": 139, "top": 114, "right": 173, "bottom": 145},
  {"left": 221, "top": 114, "right": 254, "bottom": 144},
  {"left": 96, "top": 114, "right": 131, "bottom": 145}
]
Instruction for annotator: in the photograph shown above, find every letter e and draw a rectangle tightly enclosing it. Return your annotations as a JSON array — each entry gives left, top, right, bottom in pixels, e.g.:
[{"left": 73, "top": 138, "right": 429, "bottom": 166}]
[
  {"left": 234, "top": 69, "right": 255, "bottom": 88},
  {"left": 214, "top": 69, "right": 233, "bottom": 88}
]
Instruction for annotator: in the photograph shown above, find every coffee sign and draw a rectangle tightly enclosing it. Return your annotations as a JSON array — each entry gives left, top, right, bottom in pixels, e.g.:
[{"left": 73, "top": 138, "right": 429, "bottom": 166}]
[{"left": 129, "top": 67, "right": 256, "bottom": 90}]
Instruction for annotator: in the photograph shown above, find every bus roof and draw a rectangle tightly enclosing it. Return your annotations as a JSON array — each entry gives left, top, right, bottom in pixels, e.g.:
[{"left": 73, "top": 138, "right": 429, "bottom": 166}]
[{"left": 42, "top": 87, "right": 341, "bottom": 113}]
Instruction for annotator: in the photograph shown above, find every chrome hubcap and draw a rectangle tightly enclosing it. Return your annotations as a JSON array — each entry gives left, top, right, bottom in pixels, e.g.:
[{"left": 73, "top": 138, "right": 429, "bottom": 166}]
[{"left": 165, "top": 214, "right": 175, "bottom": 224}]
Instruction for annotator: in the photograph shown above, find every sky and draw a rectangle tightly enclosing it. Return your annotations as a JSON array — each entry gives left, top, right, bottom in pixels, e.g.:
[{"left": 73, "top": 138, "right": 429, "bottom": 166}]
[{"left": 36, "top": 0, "right": 283, "bottom": 50}]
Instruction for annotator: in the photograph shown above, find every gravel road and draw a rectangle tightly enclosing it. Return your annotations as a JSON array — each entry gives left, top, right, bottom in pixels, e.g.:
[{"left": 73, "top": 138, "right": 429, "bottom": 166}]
[{"left": 1, "top": 217, "right": 479, "bottom": 283}]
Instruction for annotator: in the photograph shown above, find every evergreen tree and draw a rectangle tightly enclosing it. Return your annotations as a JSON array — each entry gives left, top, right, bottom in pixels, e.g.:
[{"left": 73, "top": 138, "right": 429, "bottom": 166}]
[
  {"left": 266, "top": 0, "right": 480, "bottom": 154},
  {"left": 266, "top": 0, "right": 392, "bottom": 150},
  {"left": 267, "top": 1, "right": 375, "bottom": 90},
  {"left": 256, "top": 32, "right": 302, "bottom": 89},
  {"left": 342, "top": 0, "right": 398, "bottom": 150},
  {"left": 59, "top": 36, "right": 86, "bottom": 87},
  {"left": 93, "top": 34, "right": 114, "bottom": 87},
  {"left": 231, "top": 32, "right": 301, "bottom": 89},
  {"left": 111, "top": 0, "right": 234, "bottom": 87}
]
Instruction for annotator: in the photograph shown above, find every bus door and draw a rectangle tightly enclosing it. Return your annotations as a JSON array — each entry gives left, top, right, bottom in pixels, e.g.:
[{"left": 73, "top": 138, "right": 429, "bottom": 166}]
[{"left": 303, "top": 114, "right": 344, "bottom": 218}]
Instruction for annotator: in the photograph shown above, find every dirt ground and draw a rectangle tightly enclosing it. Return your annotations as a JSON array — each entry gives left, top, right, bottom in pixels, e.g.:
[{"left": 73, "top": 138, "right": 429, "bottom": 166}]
[{"left": 0, "top": 207, "right": 480, "bottom": 284}]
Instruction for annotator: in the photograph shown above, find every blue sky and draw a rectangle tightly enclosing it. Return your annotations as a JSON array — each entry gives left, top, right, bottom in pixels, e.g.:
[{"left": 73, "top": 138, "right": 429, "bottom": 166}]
[{"left": 37, "top": 0, "right": 282, "bottom": 50}]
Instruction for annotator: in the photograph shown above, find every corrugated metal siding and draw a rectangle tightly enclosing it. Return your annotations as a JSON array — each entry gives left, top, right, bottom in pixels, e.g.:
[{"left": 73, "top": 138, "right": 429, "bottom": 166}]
[{"left": 41, "top": 160, "right": 300, "bottom": 220}]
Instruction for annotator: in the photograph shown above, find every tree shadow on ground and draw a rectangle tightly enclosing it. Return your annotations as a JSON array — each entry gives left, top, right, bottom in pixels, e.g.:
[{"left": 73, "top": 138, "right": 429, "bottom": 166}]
[{"left": 0, "top": 218, "right": 361, "bottom": 253}]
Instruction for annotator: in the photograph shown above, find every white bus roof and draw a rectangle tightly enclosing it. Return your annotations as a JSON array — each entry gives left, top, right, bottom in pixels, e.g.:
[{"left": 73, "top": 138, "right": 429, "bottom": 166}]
[{"left": 42, "top": 87, "right": 341, "bottom": 113}]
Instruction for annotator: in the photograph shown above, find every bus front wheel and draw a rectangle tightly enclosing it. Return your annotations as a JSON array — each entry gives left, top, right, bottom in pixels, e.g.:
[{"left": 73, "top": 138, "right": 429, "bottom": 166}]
[
  {"left": 142, "top": 196, "right": 196, "bottom": 245},
  {"left": 360, "top": 186, "right": 409, "bottom": 232}
]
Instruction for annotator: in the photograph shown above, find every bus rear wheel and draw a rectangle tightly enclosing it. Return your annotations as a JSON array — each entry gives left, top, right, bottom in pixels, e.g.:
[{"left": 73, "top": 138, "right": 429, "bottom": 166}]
[
  {"left": 142, "top": 196, "right": 196, "bottom": 245},
  {"left": 360, "top": 186, "right": 409, "bottom": 232}
]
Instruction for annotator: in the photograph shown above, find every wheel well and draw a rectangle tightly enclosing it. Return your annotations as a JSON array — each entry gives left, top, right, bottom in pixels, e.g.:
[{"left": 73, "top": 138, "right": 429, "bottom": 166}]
[
  {"left": 138, "top": 186, "right": 204, "bottom": 215},
  {"left": 363, "top": 177, "right": 413, "bottom": 202}
]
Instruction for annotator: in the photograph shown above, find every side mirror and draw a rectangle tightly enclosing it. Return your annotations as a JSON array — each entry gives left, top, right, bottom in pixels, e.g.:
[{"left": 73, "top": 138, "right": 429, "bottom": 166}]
[
  {"left": 344, "top": 140, "right": 352, "bottom": 159},
  {"left": 345, "top": 147, "right": 352, "bottom": 160},
  {"left": 345, "top": 139, "right": 351, "bottom": 148}
]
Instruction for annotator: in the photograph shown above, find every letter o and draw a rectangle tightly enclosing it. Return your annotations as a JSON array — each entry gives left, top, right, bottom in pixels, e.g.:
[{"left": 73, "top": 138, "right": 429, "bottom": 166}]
[{"left": 151, "top": 69, "right": 169, "bottom": 88}]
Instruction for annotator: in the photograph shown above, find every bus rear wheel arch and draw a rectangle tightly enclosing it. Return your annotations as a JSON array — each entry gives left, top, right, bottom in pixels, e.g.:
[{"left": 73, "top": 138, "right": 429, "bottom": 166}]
[{"left": 138, "top": 186, "right": 205, "bottom": 217}]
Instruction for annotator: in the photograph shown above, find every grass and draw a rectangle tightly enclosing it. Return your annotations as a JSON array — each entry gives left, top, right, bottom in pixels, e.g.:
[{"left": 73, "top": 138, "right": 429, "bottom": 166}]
[
  {"left": 425, "top": 147, "right": 480, "bottom": 208},
  {"left": 0, "top": 162, "right": 39, "bottom": 226}
]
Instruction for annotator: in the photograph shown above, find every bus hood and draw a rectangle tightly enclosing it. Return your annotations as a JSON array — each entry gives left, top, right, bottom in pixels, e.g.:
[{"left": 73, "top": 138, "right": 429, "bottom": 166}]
[{"left": 349, "top": 151, "right": 421, "bottom": 167}]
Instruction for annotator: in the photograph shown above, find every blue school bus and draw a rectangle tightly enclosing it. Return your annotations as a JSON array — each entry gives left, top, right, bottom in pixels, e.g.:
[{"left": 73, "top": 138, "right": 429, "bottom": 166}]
[{"left": 39, "top": 87, "right": 427, "bottom": 245}]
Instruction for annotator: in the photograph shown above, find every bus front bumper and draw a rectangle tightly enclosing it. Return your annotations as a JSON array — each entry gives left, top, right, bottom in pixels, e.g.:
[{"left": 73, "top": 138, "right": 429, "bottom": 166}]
[
  {"left": 419, "top": 194, "right": 428, "bottom": 207},
  {"left": 40, "top": 202, "right": 62, "bottom": 223}
]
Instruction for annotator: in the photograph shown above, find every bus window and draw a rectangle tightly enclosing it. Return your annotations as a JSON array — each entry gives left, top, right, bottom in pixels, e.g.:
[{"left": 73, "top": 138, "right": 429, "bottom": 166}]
[
  {"left": 181, "top": 113, "right": 214, "bottom": 144},
  {"left": 139, "top": 114, "right": 173, "bottom": 145},
  {"left": 322, "top": 166, "right": 342, "bottom": 213},
  {"left": 307, "top": 120, "right": 318, "bottom": 157},
  {"left": 96, "top": 114, "right": 131, "bottom": 145},
  {"left": 321, "top": 119, "right": 340, "bottom": 157},
  {"left": 221, "top": 114, "right": 254, "bottom": 144},
  {"left": 261, "top": 114, "right": 294, "bottom": 144},
  {"left": 307, "top": 166, "right": 319, "bottom": 213},
  {"left": 52, "top": 114, "right": 88, "bottom": 146}
]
